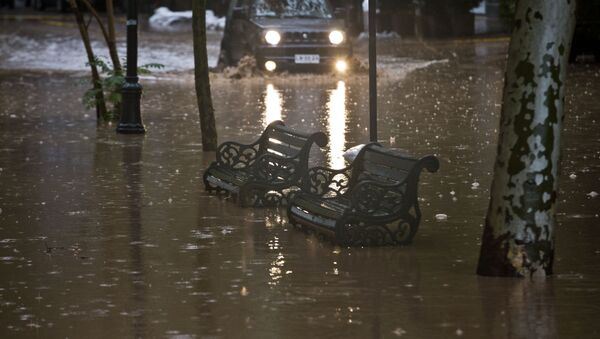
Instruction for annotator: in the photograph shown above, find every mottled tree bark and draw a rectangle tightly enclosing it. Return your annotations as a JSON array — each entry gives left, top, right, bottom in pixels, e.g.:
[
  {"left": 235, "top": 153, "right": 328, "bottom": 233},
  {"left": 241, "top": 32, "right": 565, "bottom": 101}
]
[
  {"left": 477, "top": 0, "right": 576, "bottom": 277},
  {"left": 69, "top": 0, "right": 107, "bottom": 121},
  {"left": 192, "top": 0, "right": 218, "bottom": 151}
]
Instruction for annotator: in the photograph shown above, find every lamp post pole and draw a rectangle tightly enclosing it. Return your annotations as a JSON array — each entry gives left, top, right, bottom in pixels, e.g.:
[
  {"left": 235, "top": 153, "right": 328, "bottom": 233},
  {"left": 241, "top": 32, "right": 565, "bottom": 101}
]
[
  {"left": 368, "top": 0, "right": 377, "bottom": 142},
  {"left": 117, "top": 0, "right": 145, "bottom": 134}
]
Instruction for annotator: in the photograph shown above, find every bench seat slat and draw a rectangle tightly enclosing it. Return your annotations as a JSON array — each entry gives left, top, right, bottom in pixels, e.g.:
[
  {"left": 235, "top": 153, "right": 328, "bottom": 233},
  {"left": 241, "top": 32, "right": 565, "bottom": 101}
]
[
  {"left": 268, "top": 129, "right": 309, "bottom": 149},
  {"left": 267, "top": 141, "right": 300, "bottom": 157},
  {"left": 363, "top": 150, "right": 418, "bottom": 172}
]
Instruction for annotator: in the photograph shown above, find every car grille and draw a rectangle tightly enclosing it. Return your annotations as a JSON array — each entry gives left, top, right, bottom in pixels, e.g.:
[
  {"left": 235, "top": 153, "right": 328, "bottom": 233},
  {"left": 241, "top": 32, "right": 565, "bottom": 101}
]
[{"left": 283, "top": 32, "right": 329, "bottom": 44}]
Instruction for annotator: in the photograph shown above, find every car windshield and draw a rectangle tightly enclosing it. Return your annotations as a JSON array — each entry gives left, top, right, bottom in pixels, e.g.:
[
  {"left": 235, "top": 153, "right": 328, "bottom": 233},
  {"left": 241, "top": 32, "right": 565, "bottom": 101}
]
[{"left": 252, "top": 0, "right": 333, "bottom": 18}]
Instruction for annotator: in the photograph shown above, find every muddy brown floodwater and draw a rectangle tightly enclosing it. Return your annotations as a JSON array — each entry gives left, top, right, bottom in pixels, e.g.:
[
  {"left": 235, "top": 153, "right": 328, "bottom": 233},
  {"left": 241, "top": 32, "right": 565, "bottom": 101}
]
[{"left": 1, "top": 16, "right": 600, "bottom": 339}]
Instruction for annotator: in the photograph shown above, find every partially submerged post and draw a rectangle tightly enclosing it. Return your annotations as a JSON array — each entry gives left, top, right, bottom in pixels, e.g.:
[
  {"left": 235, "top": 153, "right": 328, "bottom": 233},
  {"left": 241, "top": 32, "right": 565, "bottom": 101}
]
[
  {"left": 477, "top": 0, "right": 576, "bottom": 277},
  {"left": 368, "top": 0, "right": 377, "bottom": 142},
  {"left": 117, "top": 0, "right": 145, "bottom": 134}
]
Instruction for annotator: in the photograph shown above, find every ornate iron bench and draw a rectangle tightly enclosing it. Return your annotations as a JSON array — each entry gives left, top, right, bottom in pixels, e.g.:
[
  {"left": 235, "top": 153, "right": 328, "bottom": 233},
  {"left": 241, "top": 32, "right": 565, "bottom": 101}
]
[
  {"left": 287, "top": 143, "right": 439, "bottom": 246},
  {"left": 203, "top": 120, "right": 328, "bottom": 207}
]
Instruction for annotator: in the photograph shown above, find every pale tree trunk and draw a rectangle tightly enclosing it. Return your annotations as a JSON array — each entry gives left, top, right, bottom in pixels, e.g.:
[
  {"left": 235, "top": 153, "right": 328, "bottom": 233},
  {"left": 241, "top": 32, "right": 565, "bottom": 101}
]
[
  {"left": 68, "top": 0, "right": 107, "bottom": 121},
  {"left": 192, "top": 0, "right": 218, "bottom": 151},
  {"left": 477, "top": 0, "right": 576, "bottom": 277}
]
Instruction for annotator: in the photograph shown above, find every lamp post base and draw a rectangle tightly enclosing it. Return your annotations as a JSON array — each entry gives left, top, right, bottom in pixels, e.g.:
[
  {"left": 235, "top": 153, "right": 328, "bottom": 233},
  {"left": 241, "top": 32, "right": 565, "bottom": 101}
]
[
  {"left": 116, "top": 123, "right": 146, "bottom": 134},
  {"left": 117, "top": 80, "right": 145, "bottom": 134}
]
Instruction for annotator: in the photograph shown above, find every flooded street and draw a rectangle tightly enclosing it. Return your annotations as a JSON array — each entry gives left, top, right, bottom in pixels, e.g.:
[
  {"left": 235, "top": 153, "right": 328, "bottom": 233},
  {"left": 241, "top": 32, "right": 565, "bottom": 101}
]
[{"left": 1, "top": 15, "right": 600, "bottom": 338}]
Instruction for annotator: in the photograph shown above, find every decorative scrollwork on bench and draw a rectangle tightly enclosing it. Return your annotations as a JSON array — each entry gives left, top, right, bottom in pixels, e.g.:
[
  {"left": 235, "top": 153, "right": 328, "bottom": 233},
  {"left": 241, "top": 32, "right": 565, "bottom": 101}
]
[
  {"left": 304, "top": 166, "right": 352, "bottom": 198},
  {"left": 216, "top": 141, "right": 261, "bottom": 169},
  {"left": 203, "top": 120, "right": 328, "bottom": 207},
  {"left": 288, "top": 143, "right": 439, "bottom": 246}
]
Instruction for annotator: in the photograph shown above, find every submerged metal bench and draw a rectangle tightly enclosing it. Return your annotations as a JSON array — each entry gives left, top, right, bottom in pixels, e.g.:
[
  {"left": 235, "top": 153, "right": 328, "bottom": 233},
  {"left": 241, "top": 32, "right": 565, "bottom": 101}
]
[
  {"left": 287, "top": 143, "right": 439, "bottom": 246},
  {"left": 203, "top": 120, "right": 328, "bottom": 207}
]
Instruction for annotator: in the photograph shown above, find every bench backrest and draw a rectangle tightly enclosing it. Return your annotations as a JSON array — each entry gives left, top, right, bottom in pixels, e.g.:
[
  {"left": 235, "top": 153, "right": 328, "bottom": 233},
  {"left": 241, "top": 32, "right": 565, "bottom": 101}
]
[
  {"left": 350, "top": 144, "right": 439, "bottom": 203},
  {"left": 258, "top": 120, "right": 328, "bottom": 161}
]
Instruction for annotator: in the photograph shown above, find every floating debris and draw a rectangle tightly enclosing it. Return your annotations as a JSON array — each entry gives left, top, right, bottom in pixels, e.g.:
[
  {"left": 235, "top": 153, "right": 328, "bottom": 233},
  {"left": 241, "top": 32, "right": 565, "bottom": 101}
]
[
  {"left": 435, "top": 214, "right": 448, "bottom": 221},
  {"left": 392, "top": 327, "right": 407, "bottom": 336},
  {"left": 240, "top": 286, "right": 249, "bottom": 296}
]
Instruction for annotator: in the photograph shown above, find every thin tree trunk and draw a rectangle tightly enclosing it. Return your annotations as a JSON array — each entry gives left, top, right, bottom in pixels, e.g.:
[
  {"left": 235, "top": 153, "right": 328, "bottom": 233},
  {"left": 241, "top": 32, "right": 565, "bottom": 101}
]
[
  {"left": 105, "top": 0, "right": 122, "bottom": 73},
  {"left": 105, "top": 0, "right": 122, "bottom": 121},
  {"left": 413, "top": 0, "right": 424, "bottom": 40},
  {"left": 69, "top": 0, "right": 107, "bottom": 121},
  {"left": 477, "top": 0, "right": 576, "bottom": 277},
  {"left": 79, "top": 0, "right": 121, "bottom": 73},
  {"left": 192, "top": 0, "right": 218, "bottom": 151}
]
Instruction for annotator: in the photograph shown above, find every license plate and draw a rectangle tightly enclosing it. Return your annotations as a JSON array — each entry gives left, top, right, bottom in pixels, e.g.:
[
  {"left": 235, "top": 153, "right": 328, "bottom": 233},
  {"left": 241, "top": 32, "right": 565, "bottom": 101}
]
[{"left": 294, "top": 54, "right": 320, "bottom": 64}]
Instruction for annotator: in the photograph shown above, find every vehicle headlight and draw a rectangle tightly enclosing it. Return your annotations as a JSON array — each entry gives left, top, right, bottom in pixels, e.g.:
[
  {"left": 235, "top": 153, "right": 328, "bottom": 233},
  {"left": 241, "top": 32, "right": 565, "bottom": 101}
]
[
  {"left": 264, "top": 30, "right": 281, "bottom": 45},
  {"left": 329, "top": 30, "right": 344, "bottom": 45}
]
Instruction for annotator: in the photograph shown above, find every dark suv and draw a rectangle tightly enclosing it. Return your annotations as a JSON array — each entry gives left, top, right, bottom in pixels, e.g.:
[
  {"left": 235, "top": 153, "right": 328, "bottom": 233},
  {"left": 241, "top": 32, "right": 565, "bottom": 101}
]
[{"left": 219, "top": 0, "right": 352, "bottom": 73}]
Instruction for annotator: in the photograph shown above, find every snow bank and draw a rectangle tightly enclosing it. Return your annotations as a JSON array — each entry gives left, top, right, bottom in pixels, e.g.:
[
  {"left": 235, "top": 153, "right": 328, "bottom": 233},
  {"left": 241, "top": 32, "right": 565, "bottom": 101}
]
[{"left": 149, "top": 7, "right": 225, "bottom": 31}]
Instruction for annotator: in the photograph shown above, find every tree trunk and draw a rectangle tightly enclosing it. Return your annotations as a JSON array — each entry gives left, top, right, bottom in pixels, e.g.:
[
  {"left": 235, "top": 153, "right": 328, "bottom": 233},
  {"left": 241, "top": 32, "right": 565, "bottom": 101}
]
[
  {"left": 105, "top": 0, "right": 122, "bottom": 121},
  {"left": 69, "top": 0, "right": 107, "bottom": 121},
  {"left": 105, "top": 0, "right": 122, "bottom": 73},
  {"left": 413, "top": 0, "right": 424, "bottom": 40},
  {"left": 477, "top": 0, "right": 576, "bottom": 277},
  {"left": 192, "top": 0, "right": 218, "bottom": 151},
  {"left": 79, "top": 0, "right": 121, "bottom": 73}
]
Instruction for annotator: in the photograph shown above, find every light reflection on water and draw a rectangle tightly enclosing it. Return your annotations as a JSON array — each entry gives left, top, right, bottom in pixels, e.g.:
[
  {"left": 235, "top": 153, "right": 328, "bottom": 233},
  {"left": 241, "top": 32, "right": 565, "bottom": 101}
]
[
  {"left": 326, "top": 81, "right": 348, "bottom": 169},
  {"left": 263, "top": 83, "right": 283, "bottom": 127},
  {"left": 261, "top": 80, "right": 349, "bottom": 169}
]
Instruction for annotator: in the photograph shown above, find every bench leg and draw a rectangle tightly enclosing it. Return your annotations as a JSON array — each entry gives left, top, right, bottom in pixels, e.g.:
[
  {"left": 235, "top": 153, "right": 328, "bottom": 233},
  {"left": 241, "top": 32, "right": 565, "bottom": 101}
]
[{"left": 239, "top": 186, "right": 289, "bottom": 207}]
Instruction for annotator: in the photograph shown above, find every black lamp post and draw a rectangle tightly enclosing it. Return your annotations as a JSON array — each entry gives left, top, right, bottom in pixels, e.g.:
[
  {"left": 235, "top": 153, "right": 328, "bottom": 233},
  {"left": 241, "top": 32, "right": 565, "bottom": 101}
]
[
  {"left": 117, "top": 0, "right": 145, "bottom": 134},
  {"left": 368, "top": 0, "right": 377, "bottom": 142}
]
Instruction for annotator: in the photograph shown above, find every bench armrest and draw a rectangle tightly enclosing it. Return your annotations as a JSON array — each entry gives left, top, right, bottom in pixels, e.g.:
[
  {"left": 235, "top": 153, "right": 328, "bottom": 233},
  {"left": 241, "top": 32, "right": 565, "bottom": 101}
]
[
  {"left": 301, "top": 165, "right": 353, "bottom": 198},
  {"left": 216, "top": 140, "right": 262, "bottom": 169},
  {"left": 349, "top": 180, "right": 406, "bottom": 217}
]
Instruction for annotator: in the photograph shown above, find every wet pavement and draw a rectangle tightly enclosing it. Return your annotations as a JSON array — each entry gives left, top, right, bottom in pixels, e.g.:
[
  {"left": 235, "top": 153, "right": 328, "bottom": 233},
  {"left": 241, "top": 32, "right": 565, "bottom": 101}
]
[{"left": 1, "top": 14, "right": 600, "bottom": 339}]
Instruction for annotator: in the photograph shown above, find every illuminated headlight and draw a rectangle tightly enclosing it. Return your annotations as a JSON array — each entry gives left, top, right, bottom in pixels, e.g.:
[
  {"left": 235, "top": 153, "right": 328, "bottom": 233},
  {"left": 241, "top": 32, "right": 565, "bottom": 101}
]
[
  {"left": 329, "top": 30, "right": 344, "bottom": 45},
  {"left": 265, "top": 61, "right": 277, "bottom": 72},
  {"left": 264, "top": 30, "right": 281, "bottom": 45},
  {"left": 335, "top": 60, "right": 348, "bottom": 73}
]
